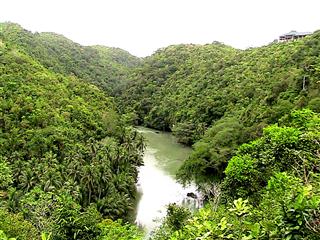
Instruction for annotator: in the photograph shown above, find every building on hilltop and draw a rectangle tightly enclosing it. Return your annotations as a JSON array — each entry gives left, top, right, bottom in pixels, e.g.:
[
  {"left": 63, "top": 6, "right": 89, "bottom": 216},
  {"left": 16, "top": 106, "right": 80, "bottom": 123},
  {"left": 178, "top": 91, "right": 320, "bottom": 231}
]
[{"left": 279, "top": 30, "right": 312, "bottom": 41}]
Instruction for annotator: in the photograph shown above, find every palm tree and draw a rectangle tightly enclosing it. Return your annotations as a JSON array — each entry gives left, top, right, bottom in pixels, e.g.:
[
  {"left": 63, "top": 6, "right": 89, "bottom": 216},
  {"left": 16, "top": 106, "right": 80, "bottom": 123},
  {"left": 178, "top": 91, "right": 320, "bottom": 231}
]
[{"left": 18, "top": 168, "right": 37, "bottom": 192}]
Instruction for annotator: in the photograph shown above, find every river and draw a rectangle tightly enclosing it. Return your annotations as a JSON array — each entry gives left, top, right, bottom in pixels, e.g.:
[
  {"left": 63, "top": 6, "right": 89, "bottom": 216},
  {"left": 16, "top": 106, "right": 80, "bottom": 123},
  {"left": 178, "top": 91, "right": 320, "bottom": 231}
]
[{"left": 135, "top": 127, "right": 199, "bottom": 235}]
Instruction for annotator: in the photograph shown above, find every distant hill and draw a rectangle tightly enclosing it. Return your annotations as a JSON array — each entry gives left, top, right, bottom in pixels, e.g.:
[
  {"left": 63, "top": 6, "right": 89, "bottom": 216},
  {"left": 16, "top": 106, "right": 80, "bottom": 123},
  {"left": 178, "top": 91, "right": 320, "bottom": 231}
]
[
  {"left": 119, "top": 31, "right": 320, "bottom": 183},
  {"left": 0, "top": 22, "right": 144, "bottom": 239},
  {"left": 2, "top": 21, "right": 319, "bottom": 186},
  {"left": 1, "top": 21, "right": 320, "bottom": 239},
  {"left": 0, "top": 22, "right": 141, "bottom": 94}
]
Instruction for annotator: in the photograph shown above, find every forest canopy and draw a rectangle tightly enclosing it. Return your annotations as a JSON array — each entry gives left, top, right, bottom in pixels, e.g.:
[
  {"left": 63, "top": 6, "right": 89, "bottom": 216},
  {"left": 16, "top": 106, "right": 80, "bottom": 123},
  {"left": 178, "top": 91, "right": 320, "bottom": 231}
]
[
  {"left": 119, "top": 31, "right": 320, "bottom": 186},
  {"left": 0, "top": 22, "right": 144, "bottom": 239},
  {"left": 0, "top": 22, "right": 319, "bottom": 239}
]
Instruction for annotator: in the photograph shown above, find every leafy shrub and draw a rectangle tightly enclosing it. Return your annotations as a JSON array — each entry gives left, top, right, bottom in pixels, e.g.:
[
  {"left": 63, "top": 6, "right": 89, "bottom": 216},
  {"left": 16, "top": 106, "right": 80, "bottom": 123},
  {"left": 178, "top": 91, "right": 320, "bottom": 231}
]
[
  {"left": 97, "top": 219, "right": 143, "bottom": 240},
  {"left": 0, "top": 208, "right": 39, "bottom": 239},
  {"left": 222, "top": 110, "right": 320, "bottom": 200},
  {"left": 0, "top": 157, "right": 12, "bottom": 189}
]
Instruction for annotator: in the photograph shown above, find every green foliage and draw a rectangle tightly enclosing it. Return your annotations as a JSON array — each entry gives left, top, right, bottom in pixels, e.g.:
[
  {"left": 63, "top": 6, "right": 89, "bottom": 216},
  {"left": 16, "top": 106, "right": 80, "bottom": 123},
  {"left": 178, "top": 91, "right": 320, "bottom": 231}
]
[
  {"left": 1, "top": 22, "right": 320, "bottom": 240},
  {"left": 0, "top": 208, "right": 39, "bottom": 239},
  {"left": 224, "top": 156, "right": 262, "bottom": 199},
  {"left": 97, "top": 219, "right": 143, "bottom": 240},
  {"left": 120, "top": 32, "right": 320, "bottom": 185},
  {"left": 0, "top": 22, "right": 141, "bottom": 95},
  {"left": 165, "top": 204, "right": 192, "bottom": 231},
  {"left": 41, "top": 232, "right": 52, "bottom": 240},
  {"left": 257, "top": 172, "right": 320, "bottom": 239},
  {"left": 172, "top": 122, "right": 205, "bottom": 145},
  {"left": 308, "top": 97, "right": 320, "bottom": 113},
  {"left": 222, "top": 110, "right": 320, "bottom": 200},
  {"left": 16, "top": 187, "right": 103, "bottom": 239},
  {"left": 120, "top": 43, "right": 237, "bottom": 133},
  {"left": 228, "top": 198, "right": 251, "bottom": 217},
  {"left": 0, "top": 23, "right": 145, "bottom": 239},
  {"left": 152, "top": 110, "right": 320, "bottom": 239},
  {"left": 0, "top": 157, "right": 12, "bottom": 189},
  {"left": 0, "top": 230, "right": 16, "bottom": 240},
  {"left": 152, "top": 173, "right": 320, "bottom": 239},
  {"left": 177, "top": 118, "right": 244, "bottom": 185}
]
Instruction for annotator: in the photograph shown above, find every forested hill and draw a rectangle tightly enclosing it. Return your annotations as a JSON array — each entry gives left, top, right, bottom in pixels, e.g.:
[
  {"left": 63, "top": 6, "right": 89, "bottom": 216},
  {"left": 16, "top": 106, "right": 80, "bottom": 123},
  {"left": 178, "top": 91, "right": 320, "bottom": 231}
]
[
  {"left": 1, "top": 22, "right": 320, "bottom": 239},
  {"left": 0, "top": 24, "right": 144, "bottom": 239},
  {"left": 120, "top": 32, "right": 320, "bottom": 184},
  {"left": 119, "top": 42, "right": 238, "bottom": 129},
  {"left": 0, "top": 22, "right": 141, "bottom": 94},
  {"left": 121, "top": 35, "right": 320, "bottom": 141}
]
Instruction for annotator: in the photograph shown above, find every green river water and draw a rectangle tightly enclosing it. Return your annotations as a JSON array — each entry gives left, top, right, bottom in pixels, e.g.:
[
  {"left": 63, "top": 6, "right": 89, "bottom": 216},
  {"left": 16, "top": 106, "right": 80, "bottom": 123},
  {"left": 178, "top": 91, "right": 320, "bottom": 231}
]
[{"left": 135, "top": 127, "right": 198, "bottom": 234}]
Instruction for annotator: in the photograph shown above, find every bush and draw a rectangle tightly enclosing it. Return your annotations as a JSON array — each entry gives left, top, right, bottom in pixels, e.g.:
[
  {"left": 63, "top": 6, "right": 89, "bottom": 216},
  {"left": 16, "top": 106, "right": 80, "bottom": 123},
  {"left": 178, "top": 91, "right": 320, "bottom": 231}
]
[
  {"left": 97, "top": 219, "right": 143, "bottom": 240},
  {"left": 0, "top": 208, "right": 39, "bottom": 240}
]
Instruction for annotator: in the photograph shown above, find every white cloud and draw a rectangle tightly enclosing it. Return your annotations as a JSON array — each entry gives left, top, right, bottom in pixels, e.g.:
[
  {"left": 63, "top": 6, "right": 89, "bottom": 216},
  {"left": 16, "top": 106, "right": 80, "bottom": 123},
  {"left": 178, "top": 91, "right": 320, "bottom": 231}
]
[{"left": 1, "top": 0, "right": 320, "bottom": 57}]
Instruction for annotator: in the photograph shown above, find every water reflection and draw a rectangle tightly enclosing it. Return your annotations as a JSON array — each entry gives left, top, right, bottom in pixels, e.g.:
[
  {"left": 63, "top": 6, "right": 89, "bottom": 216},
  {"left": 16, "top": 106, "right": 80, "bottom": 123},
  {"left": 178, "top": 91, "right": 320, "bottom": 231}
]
[{"left": 135, "top": 128, "right": 200, "bottom": 234}]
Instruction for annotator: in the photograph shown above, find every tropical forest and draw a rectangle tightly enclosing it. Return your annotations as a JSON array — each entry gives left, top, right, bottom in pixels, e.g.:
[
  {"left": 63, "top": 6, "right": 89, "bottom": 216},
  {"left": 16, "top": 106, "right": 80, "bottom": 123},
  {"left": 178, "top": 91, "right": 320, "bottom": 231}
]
[{"left": 0, "top": 22, "right": 320, "bottom": 239}]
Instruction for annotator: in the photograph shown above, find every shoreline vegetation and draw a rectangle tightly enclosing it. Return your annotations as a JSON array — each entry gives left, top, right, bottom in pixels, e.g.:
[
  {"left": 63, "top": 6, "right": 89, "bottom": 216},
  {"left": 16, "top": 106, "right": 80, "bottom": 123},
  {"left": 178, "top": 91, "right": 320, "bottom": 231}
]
[{"left": 0, "top": 22, "right": 319, "bottom": 239}]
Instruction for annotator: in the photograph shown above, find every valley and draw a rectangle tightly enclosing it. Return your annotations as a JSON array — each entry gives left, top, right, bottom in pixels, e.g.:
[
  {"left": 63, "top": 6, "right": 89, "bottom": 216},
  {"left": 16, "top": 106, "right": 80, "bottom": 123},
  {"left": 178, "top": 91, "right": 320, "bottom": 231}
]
[{"left": 0, "top": 22, "right": 319, "bottom": 239}]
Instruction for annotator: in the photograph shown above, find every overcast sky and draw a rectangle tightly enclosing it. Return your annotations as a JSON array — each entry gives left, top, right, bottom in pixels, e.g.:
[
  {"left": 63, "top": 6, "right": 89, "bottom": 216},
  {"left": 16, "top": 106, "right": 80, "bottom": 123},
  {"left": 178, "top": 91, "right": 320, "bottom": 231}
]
[{"left": 1, "top": 0, "right": 320, "bottom": 57}]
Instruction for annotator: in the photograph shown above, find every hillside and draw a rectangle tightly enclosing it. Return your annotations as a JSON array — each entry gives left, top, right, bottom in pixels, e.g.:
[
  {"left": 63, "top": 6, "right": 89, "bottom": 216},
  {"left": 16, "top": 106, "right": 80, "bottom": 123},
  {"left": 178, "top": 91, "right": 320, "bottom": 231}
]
[
  {"left": 152, "top": 109, "right": 320, "bottom": 239},
  {"left": 0, "top": 25, "right": 143, "bottom": 239},
  {"left": 0, "top": 22, "right": 141, "bottom": 94},
  {"left": 0, "top": 22, "right": 319, "bottom": 239},
  {"left": 120, "top": 32, "right": 320, "bottom": 184}
]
